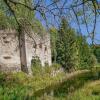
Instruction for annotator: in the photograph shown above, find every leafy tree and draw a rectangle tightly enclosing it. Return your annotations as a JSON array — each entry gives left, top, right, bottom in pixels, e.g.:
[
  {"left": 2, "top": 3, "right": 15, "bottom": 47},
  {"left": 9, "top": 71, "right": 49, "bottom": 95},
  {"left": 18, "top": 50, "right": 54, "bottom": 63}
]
[
  {"left": 0, "top": 0, "right": 46, "bottom": 74},
  {"left": 0, "top": 0, "right": 18, "bottom": 29},
  {"left": 56, "top": 18, "right": 78, "bottom": 71},
  {"left": 77, "top": 35, "right": 97, "bottom": 69},
  {"left": 0, "top": 9, "right": 8, "bottom": 29}
]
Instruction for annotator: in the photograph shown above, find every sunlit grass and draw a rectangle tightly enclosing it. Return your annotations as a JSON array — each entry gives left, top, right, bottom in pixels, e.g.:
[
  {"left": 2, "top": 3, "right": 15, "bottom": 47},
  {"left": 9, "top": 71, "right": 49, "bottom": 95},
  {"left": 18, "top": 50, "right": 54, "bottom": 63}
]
[
  {"left": 66, "top": 80, "right": 100, "bottom": 100},
  {"left": 0, "top": 65, "right": 65, "bottom": 100},
  {"left": 0, "top": 65, "right": 100, "bottom": 99}
]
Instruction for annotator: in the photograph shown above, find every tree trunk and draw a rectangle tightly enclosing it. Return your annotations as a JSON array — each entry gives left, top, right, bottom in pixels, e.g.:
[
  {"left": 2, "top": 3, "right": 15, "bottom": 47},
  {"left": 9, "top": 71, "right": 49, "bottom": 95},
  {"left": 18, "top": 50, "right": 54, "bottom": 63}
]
[{"left": 18, "top": 27, "right": 29, "bottom": 74}]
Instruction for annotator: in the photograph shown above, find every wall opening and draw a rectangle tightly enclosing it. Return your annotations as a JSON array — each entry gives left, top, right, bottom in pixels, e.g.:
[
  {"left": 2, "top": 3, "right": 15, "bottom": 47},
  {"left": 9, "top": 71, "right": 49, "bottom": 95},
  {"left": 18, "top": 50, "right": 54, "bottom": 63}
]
[
  {"left": 45, "top": 46, "right": 47, "bottom": 51},
  {"left": 3, "top": 56, "right": 11, "bottom": 59},
  {"left": 4, "top": 41, "right": 9, "bottom": 43},
  {"left": 3, "top": 36, "right": 6, "bottom": 39}
]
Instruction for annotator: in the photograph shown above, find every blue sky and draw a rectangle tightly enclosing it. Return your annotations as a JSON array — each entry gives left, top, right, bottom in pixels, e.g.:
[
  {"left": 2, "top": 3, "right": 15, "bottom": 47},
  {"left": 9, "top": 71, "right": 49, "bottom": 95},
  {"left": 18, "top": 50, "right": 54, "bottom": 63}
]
[
  {"left": 71, "top": 16, "right": 100, "bottom": 44},
  {"left": 36, "top": 0, "right": 100, "bottom": 44}
]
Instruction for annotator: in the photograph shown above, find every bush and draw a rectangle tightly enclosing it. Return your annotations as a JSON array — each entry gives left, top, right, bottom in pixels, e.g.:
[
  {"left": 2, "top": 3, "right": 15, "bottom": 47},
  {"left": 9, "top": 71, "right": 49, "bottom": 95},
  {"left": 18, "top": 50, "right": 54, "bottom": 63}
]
[
  {"left": 93, "top": 45, "right": 100, "bottom": 63},
  {"left": 31, "top": 56, "right": 63, "bottom": 77},
  {"left": 31, "top": 56, "right": 41, "bottom": 67},
  {"left": 88, "top": 54, "right": 97, "bottom": 67},
  {"left": 77, "top": 36, "right": 97, "bottom": 69},
  {"left": 31, "top": 56, "right": 42, "bottom": 75},
  {"left": 51, "top": 63, "right": 61, "bottom": 70}
]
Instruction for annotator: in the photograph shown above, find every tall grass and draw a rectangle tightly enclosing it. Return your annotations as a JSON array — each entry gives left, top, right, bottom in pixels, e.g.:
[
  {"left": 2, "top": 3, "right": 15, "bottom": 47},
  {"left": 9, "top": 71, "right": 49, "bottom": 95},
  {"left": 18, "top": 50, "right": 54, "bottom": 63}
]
[
  {"left": 0, "top": 64, "right": 64, "bottom": 100},
  {"left": 0, "top": 66, "right": 100, "bottom": 99}
]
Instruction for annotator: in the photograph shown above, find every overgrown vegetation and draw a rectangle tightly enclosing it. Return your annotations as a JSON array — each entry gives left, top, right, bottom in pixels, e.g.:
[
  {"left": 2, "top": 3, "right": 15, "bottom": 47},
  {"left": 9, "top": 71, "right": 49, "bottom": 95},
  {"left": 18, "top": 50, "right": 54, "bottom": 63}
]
[
  {"left": 50, "top": 18, "right": 97, "bottom": 71},
  {"left": 0, "top": 0, "right": 45, "bottom": 34},
  {"left": 0, "top": 0, "right": 100, "bottom": 99},
  {"left": 0, "top": 65, "right": 65, "bottom": 100},
  {"left": 93, "top": 45, "right": 100, "bottom": 63},
  {"left": 0, "top": 67, "right": 99, "bottom": 99},
  {"left": 77, "top": 35, "right": 97, "bottom": 69},
  {"left": 35, "top": 67, "right": 100, "bottom": 99},
  {"left": 66, "top": 80, "right": 100, "bottom": 100},
  {"left": 56, "top": 18, "right": 78, "bottom": 71}
]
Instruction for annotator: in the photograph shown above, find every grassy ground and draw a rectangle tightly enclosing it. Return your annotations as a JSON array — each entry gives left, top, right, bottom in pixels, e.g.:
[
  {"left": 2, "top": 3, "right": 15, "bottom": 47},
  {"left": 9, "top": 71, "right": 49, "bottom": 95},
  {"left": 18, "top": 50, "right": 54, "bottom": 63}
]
[
  {"left": 0, "top": 70, "right": 89, "bottom": 99},
  {"left": 36, "top": 66, "right": 100, "bottom": 100},
  {"left": 66, "top": 80, "right": 100, "bottom": 100},
  {"left": 0, "top": 65, "right": 100, "bottom": 100},
  {"left": 39, "top": 80, "right": 100, "bottom": 100},
  {"left": 0, "top": 66, "right": 65, "bottom": 100}
]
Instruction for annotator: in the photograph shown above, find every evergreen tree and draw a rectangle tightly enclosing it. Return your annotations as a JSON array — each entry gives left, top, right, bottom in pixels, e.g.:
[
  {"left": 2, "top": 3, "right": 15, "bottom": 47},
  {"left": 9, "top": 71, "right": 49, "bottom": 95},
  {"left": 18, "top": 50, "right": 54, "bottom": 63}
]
[{"left": 56, "top": 18, "right": 78, "bottom": 71}]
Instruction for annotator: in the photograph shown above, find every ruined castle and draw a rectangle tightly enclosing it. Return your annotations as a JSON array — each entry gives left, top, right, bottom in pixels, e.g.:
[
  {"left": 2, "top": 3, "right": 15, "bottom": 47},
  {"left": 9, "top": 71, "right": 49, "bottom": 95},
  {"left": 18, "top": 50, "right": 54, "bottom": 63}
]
[{"left": 0, "top": 29, "right": 51, "bottom": 72}]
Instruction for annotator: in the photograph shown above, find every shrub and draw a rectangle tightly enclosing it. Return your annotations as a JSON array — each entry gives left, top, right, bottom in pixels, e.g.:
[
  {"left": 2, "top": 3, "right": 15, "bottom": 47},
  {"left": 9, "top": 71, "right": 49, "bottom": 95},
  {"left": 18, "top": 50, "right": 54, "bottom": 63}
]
[
  {"left": 93, "top": 45, "right": 100, "bottom": 63},
  {"left": 77, "top": 36, "right": 97, "bottom": 69},
  {"left": 31, "top": 56, "right": 42, "bottom": 75},
  {"left": 52, "top": 63, "right": 61, "bottom": 70},
  {"left": 31, "top": 56, "right": 41, "bottom": 67}
]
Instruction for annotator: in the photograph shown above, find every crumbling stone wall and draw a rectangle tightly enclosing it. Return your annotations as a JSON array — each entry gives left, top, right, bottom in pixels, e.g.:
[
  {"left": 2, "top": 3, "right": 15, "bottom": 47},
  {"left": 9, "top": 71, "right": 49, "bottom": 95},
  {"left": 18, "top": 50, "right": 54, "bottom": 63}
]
[
  {"left": 25, "top": 32, "right": 52, "bottom": 67},
  {"left": 0, "top": 29, "right": 21, "bottom": 72},
  {"left": 0, "top": 29, "right": 52, "bottom": 72}
]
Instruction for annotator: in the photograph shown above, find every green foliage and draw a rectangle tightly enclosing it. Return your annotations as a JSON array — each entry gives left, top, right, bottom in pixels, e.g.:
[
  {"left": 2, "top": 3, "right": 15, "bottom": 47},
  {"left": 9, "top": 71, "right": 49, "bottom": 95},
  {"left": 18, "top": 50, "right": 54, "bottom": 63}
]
[
  {"left": 93, "top": 45, "right": 100, "bottom": 63},
  {"left": 0, "top": 0, "right": 45, "bottom": 34},
  {"left": 0, "top": 68, "right": 100, "bottom": 99},
  {"left": 11, "top": 0, "right": 45, "bottom": 34},
  {"left": 31, "top": 56, "right": 41, "bottom": 67},
  {"left": 0, "top": 0, "right": 18, "bottom": 29},
  {"left": 56, "top": 18, "right": 78, "bottom": 71},
  {"left": 50, "top": 27, "right": 58, "bottom": 63},
  {"left": 50, "top": 20, "right": 97, "bottom": 71},
  {"left": 66, "top": 81, "right": 100, "bottom": 100},
  {"left": 0, "top": 65, "right": 65, "bottom": 99},
  {"left": 0, "top": 10, "right": 7, "bottom": 29},
  {"left": 52, "top": 63, "right": 61, "bottom": 70},
  {"left": 31, "top": 56, "right": 42, "bottom": 76},
  {"left": 77, "top": 36, "right": 97, "bottom": 69},
  {"left": 31, "top": 56, "right": 62, "bottom": 77},
  {"left": 11, "top": 0, "right": 34, "bottom": 21},
  {"left": 0, "top": 10, "right": 16, "bottom": 29},
  {"left": 37, "top": 68, "right": 100, "bottom": 99},
  {"left": 32, "top": 19, "right": 46, "bottom": 34}
]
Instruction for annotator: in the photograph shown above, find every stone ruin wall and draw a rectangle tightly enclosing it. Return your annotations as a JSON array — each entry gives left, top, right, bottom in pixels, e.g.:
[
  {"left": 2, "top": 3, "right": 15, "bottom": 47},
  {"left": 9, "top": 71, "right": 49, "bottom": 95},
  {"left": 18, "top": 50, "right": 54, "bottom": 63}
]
[
  {"left": 25, "top": 32, "right": 52, "bottom": 67},
  {"left": 0, "top": 29, "right": 52, "bottom": 72},
  {"left": 0, "top": 29, "right": 21, "bottom": 72}
]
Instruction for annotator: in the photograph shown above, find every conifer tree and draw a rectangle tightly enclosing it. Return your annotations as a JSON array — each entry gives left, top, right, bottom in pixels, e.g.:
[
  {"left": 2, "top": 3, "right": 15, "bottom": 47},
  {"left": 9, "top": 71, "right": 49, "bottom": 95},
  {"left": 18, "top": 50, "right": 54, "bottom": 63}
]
[{"left": 56, "top": 18, "right": 78, "bottom": 71}]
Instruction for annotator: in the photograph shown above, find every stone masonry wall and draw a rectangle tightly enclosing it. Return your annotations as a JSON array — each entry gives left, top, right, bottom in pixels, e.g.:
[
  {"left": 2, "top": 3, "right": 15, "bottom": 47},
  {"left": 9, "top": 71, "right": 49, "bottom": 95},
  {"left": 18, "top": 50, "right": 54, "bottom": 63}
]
[
  {"left": 25, "top": 32, "right": 52, "bottom": 67},
  {"left": 0, "top": 29, "right": 21, "bottom": 72},
  {"left": 0, "top": 29, "right": 52, "bottom": 72}
]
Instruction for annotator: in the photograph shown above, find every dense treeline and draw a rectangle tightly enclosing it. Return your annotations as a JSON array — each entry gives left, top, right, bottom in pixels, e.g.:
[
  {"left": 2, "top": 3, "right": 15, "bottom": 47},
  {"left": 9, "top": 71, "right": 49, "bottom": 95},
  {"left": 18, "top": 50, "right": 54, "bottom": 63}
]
[{"left": 50, "top": 18, "right": 98, "bottom": 71}]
